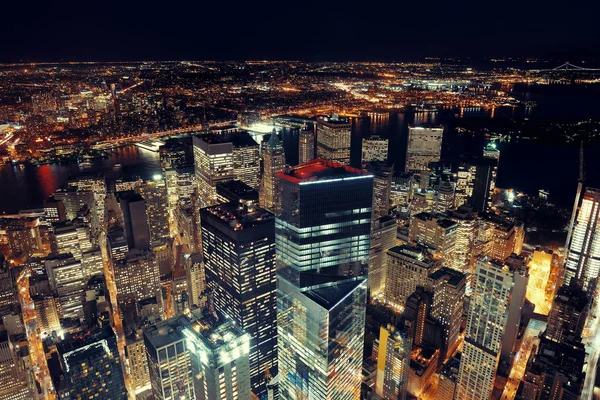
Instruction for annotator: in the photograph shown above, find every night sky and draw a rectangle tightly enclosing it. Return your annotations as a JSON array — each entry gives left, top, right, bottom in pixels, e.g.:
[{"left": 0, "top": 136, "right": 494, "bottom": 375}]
[{"left": 2, "top": 0, "right": 599, "bottom": 62}]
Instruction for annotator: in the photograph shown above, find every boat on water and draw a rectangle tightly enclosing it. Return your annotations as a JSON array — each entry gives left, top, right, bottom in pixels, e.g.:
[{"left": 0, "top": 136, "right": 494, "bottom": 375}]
[{"left": 113, "top": 163, "right": 122, "bottom": 170}]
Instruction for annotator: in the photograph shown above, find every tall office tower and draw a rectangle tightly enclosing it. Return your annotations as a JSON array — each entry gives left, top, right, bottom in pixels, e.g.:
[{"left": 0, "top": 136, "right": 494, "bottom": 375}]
[
  {"left": 514, "top": 222, "right": 524, "bottom": 255},
  {"left": 449, "top": 206, "right": 478, "bottom": 277},
  {"left": 0, "top": 257, "right": 15, "bottom": 307},
  {"left": 185, "top": 252, "right": 205, "bottom": 307},
  {"left": 405, "top": 125, "right": 443, "bottom": 172},
  {"left": 52, "top": 221, "right": 82, "bottom": 260},
  {"left": 563, "top": 187, "right": 600, "bottom": 290},
  {"left": 404, "top": 287, "right": 433, "bottom": 346},
  {"left": 456, "top": 257, "right": 525, "bottom": 400},
  {"left": 545, "top": 280, "right": 589, "bottom": 342},
  {"left": 54, "top": 187, "right": 95, "bottom": 221},
  {"left": 362, "top": 135, "right": 389, "bottom": 165},
  {"left": 184, "top": 314, "right": 252, "bottom": 400},
  {"left": 479, "top": 213, "right": 520, "bottom": 261},
  {"left": 43, "top": 196, "right": 67, "bottom": 222},
  {"left": 125, "top": 330, "right": 150, "bottom": 395},
  {"left": 0, "top": 331, "right": 32, "bottom": 400},
  {"left": 113, "top": 250, "right": 160, "bottom": 303},
  {"left": 69, "top": 175, "right": 106, "bottom": 236},
  {"left": 408, "top": 212, "right": 457, "bottom": 269},
  {"left": 427, "top": 267, "right": 466, "bottom": 360},
  {"left": 298, "top": 127, "right": 315, "bottom": 164},
  {"left": 316, "top": 114, "right": 352, "bottom": 164},
  {"left": 58, "top": 325, "right": 127, "bottom": 400},
  {"left": 275, "top": 160, "right": 373, "bottom": 400},
  {"left": 193, "top": 134, "right": 234, "bottom": 208},
  {"left": 519, "top": 338, "right": 586, "bottom": 400},
  {"left": 455, "top": 156, "right": 498, "bottom": 212},
  {"left": 385, "top": 245, "right": 439, "bottom": 311},
  {"left": 144, "top": 317, "right": 195, "bottom": 400},
  {"left": 116, "top": 191, "right": 151, "bottom": 250},
  {"left": 437, "top": 356, "right": 461, "bottom": 400},
  {"left": 75, "top": 220, "right": 93, "bottom": 253},
  {"left": 261, "top": 131, "right": 286, "bottom": 215},
  {"left": 201, "top": 196, "right": 277, "bottom": 397},
  {"left": 45, "top": 253, "right": 85, "bottom": 320},
  {"left": 159, "top": 139, "right": 189, "bottom": 170},
  {"left": 107, "top": 228, "right": 129, "bottom": 261},
  {"left": 138, "top": 179, "right": 170, "bottom": 242},
  {"left": 374, "top": 324, "right": 411, "bottom": 400},
  {"left": 434, "top": 180, "right": 455, "bottom": 213},
  {"left": 232, "top": 133, "right": 261, "bottom": 190},
  {"left": 365, "top": 161, "right": 393, "bottom": 220},
  {"left": 34, "top": 296, "right": 61, "bottom": 336},
  {"left": 368, "top": 216, "right": 397, "bottom": 300}
]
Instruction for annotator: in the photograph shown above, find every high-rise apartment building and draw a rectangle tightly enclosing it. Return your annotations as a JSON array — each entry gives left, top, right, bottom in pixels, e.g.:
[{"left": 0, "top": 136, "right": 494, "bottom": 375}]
[
  {"left": 563, "top": 187, "right": 600, "bottom": 290},
  {"left": 138, "top": 179, "right": 170, "bottom": 242},
  {"left": 385, "top": 245, "right": 440, "bottom": 311},
  {"left": 261, "top": 131, "right": 286, "bottom": 215},
  {"left": 193, "top": 134, "right": 235, "bottom": 208},
  {"left": 405, "top": 126, "right": 443, "bottom": 172},
  {"left": 58, "top": 325, "right": 127, "bottom": 400},
  {"left": 408, "top": 212, "right": 457, "bottom": 269},
  {"left": 362, "top": 135, "right": 389, "bottom": 165},
  {"left": 427, "top": 267, "right": 466, "bottom": 360},
  {"left": 368, "top": 216, "right": 397, "bottom": 300},
  {"left": 456, "top": 257, "right": 526, "bottom": 400},
  {"left": 375, "top": 324, "right": 411, "bottom": 400},
  {"left": 316, "top": 115, "right": 352, "bottom": 164},
  {"left": 275, "top": 160, "right": 373, "bottom": 400},
  {"left": 201, "top": 195, "right": 277, "bottom": 397},
  {"left": 298, "top": 127, "right": 315, "bottom": 164}
]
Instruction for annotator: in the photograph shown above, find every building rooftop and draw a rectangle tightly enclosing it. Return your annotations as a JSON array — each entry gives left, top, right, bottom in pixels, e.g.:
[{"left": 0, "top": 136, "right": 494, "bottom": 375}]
[
  {"left": 412, "top": 212, "right": 457, "bottom": 229},
  {"left": 428, "top": 267, "right": 466, "bottom": 287},
  {"left": 277, "top": 158, "right": 370, "bottom": 184},
  {"left": 216, "top": 180, "right": 259, "bottom": 203},
  {"left": 143, "top": 316, "right": 187, "bottom": 350},
  {"left": 202, "top": 201, "right": 274, "bottom": 231},
  {"left": 318, "top": 114, "right": 351, "bottom": 127},
  {"left": 302, "top": 277, "right": 366, "bottom": 311}
]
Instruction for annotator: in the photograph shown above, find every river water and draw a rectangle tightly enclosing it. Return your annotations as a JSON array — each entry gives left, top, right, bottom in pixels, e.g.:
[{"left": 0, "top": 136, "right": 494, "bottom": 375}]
[{"left": 2, "top": 83, "right": 600, "bottom": 214}]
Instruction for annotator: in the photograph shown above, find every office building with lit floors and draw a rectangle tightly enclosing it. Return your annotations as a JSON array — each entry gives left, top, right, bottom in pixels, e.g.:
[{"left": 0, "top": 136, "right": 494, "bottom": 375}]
[
  {"left": 275, "top": 160, "right": 373, "bottom": 400},
  {"left": 374, "top": 324, "right": 411, "bottom": 400},
  {"left": 316, "top": 115, "right": 352, "bottom": 164},
  {"left": 261, "top": 130, "right": 286, "bottom": 215},
  {"left": 298, "top": 127, "right": 315, "bottom": 164},
  {"left": 404, "top": 125, "right": 443, "bottom": 172},
  {"left": 201, "top": 193, "right": 277, "bottom": 398},
  {"left": 57, "top": 325, "right": 127, "bottom": 400},
  {"left": 562, "top": 186, "right": 600, "bottom": 291},
  {"left": 193, "top": 134, "right": 235, "bottom": 208},
  {"left": 456, "top": 257, "right": 524, "bottom": 400}
]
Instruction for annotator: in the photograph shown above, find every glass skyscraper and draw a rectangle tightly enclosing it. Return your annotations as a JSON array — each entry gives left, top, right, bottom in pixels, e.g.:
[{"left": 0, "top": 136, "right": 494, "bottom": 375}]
[
  {"left": 201, "top": 195, "right": 277, "bottom": 398},
  {"left": 275, "top": 159, "right": 373, "bottom": 400}
]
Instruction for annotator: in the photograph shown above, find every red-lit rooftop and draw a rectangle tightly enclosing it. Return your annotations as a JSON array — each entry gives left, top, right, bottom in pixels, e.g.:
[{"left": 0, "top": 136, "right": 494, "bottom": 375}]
[{"left": 276, "top": 159, "right": 370, "bottom": 183}]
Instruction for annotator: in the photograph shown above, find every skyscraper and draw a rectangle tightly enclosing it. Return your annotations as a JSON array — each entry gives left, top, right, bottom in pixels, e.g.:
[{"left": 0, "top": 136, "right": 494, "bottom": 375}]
[
  {"left": 362, "top": 135, "right": 389, "bottom": 165},
  {"left": 408, "top": 212, "right": 457, "bottom": 270},
  {"left": 45, "top": 253, "right": 85, "bottom": 320},
  {"left": 368, "top": 216, "right": 397, "bottom": 300},
  {"left": 427, "top": 267, "right": 466, "bottom": 360},
  {"left": 201, "top": 194, "right": 277, "bottom": 397},
  {"left": 434, "top": 180, "right": 455, "bottom": 213},
  {"left": 456, "top": 257, "right": 525, "bottom": 400},
  {"left": 113, "top": 249, "right": 161, "bottom": 304},
  {"left": 375, "top": 324, "right": 411, "bottom": 400},
  {"left": 193, "top": 134, "right": 235, "bottom": 208},
  {"left": 298, "top": 127, "right": 315, "bottom": 164},
  {"left": 455, "top": 155, "right": 498, "bottom": 212},
  {"left": 316, "top": 115, "right": 352, "bottom": 164},
  {"left": 385, "top": 245, "right": 440, "bottom": 312},
  {"left": 58, "top": 325, "right": 127, "bottom": 400},
  {"left": 365, "top": 161, "right": 393, "bottom": 220},
  {"left": 232, "top": 133, "right": 261, "bottom": 190},
  {"left": 275, "top": 159, "right": 373, "bottom": 400},
  {"left": 138, "top": 179, "right": 170, "bottom": 241},
  {"left": 563, "top": 187, "right": 600, "bottom": 290},
  {"left": 545, "top": 280, "right": 589, "bottom": 343},
  {"left": 261, "top": 131, "right": 286, "bottom": 215},
  {"left": 405, "top": 126, "right": 443, "bottom": 172},
  {"left": 116, "top": 191, "right": 151, "bottom": 250}
]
